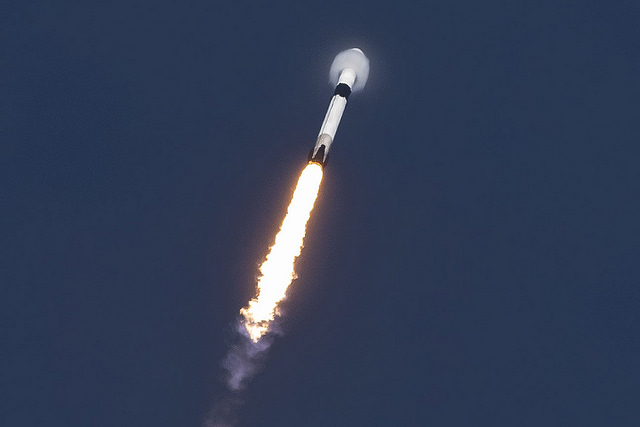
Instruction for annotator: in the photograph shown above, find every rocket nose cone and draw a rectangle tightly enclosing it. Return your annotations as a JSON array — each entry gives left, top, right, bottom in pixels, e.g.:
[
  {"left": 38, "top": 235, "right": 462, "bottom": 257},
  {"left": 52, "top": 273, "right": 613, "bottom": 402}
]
[{"left": 329, "top": 48, "right": 370, "bottom": 92}]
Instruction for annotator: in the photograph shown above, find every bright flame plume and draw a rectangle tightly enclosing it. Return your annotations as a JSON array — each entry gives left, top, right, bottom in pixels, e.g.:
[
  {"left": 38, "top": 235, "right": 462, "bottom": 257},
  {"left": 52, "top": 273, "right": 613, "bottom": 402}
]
[{"left": 240, "top": 163, "right": 323, "bottom": 342}]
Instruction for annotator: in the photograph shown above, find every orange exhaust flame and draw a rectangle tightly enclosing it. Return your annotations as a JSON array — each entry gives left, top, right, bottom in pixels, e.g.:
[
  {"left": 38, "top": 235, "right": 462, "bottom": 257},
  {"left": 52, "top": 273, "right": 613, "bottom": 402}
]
[{"left": 240, "top": 163, "right": 323, "bottom": 342}]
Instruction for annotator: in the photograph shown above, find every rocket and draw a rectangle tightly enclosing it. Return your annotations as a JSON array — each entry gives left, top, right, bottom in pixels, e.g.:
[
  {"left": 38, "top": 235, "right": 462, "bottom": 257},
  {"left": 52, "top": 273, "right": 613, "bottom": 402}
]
[{"left": 308, "top": 48, "right": 370, "bottom": 167}]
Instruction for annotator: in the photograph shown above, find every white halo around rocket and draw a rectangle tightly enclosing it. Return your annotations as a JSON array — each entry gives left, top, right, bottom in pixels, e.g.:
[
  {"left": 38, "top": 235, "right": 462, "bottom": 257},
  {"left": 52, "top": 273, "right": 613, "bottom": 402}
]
[{"left": 329, "top": 48, "right": 370, "bottom": 92}]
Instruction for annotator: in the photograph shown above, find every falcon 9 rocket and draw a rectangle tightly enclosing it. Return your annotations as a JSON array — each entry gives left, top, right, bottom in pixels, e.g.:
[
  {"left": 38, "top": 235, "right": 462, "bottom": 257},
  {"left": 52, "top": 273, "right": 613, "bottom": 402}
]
[{"left": 308, "top": 48, "right": 370, "bottom": 167}]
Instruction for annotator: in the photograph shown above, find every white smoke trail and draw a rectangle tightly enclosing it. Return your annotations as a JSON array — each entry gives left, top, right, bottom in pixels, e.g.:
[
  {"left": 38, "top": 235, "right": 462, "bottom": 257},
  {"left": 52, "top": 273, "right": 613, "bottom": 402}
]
[
  {"left": 223, "top": 322, "right": 274, "bottom": 391},
  {"left": 203, "top": 325, "right": 273, "bottom": 426}
]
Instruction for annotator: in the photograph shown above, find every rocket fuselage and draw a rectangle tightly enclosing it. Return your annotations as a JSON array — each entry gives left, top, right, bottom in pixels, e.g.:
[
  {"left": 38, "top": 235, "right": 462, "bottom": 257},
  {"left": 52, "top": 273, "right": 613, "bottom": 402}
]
[{"left": 308, "top": 68, "right": 356, "bottom": 167}]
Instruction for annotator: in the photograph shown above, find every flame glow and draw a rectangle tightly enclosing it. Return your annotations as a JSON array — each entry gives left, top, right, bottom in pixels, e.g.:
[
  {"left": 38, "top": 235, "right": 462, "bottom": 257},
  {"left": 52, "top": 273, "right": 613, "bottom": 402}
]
[{"left": 240, "top": 163, "right": 324, "bottom": 342}]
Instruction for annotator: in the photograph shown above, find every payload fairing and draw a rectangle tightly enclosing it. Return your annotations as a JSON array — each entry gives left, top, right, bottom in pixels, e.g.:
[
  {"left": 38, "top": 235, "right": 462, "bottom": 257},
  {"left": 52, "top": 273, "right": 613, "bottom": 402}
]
[{"left": 308, "top": 48, "right": 370, "bottom": 167}]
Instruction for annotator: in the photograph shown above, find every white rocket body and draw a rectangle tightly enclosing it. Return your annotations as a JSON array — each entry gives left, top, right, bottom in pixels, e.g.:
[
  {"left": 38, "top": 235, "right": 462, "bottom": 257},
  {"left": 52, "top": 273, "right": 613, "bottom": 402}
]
[{"left": 309, "top": 49, "right": 369, "bottom": 167}]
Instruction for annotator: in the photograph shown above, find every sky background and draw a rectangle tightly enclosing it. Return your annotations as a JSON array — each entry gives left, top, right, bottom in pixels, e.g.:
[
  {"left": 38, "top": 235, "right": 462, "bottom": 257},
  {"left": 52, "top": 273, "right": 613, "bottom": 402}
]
[{"left": 3, "top": 1, "right": 639, "bottom": 426}]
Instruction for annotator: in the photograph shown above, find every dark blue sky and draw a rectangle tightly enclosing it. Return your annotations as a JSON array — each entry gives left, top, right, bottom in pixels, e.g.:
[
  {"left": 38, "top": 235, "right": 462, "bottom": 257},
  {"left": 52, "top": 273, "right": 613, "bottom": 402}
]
[{"left": 3, "top": 1, "right": 639, "bottom": 426}]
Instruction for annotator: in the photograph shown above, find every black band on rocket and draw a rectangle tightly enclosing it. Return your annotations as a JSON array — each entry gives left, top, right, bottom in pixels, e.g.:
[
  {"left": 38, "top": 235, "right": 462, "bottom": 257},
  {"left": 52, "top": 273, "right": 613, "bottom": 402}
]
[{"left": 333, "top": 83, "right": 352, "bottom": 99}]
